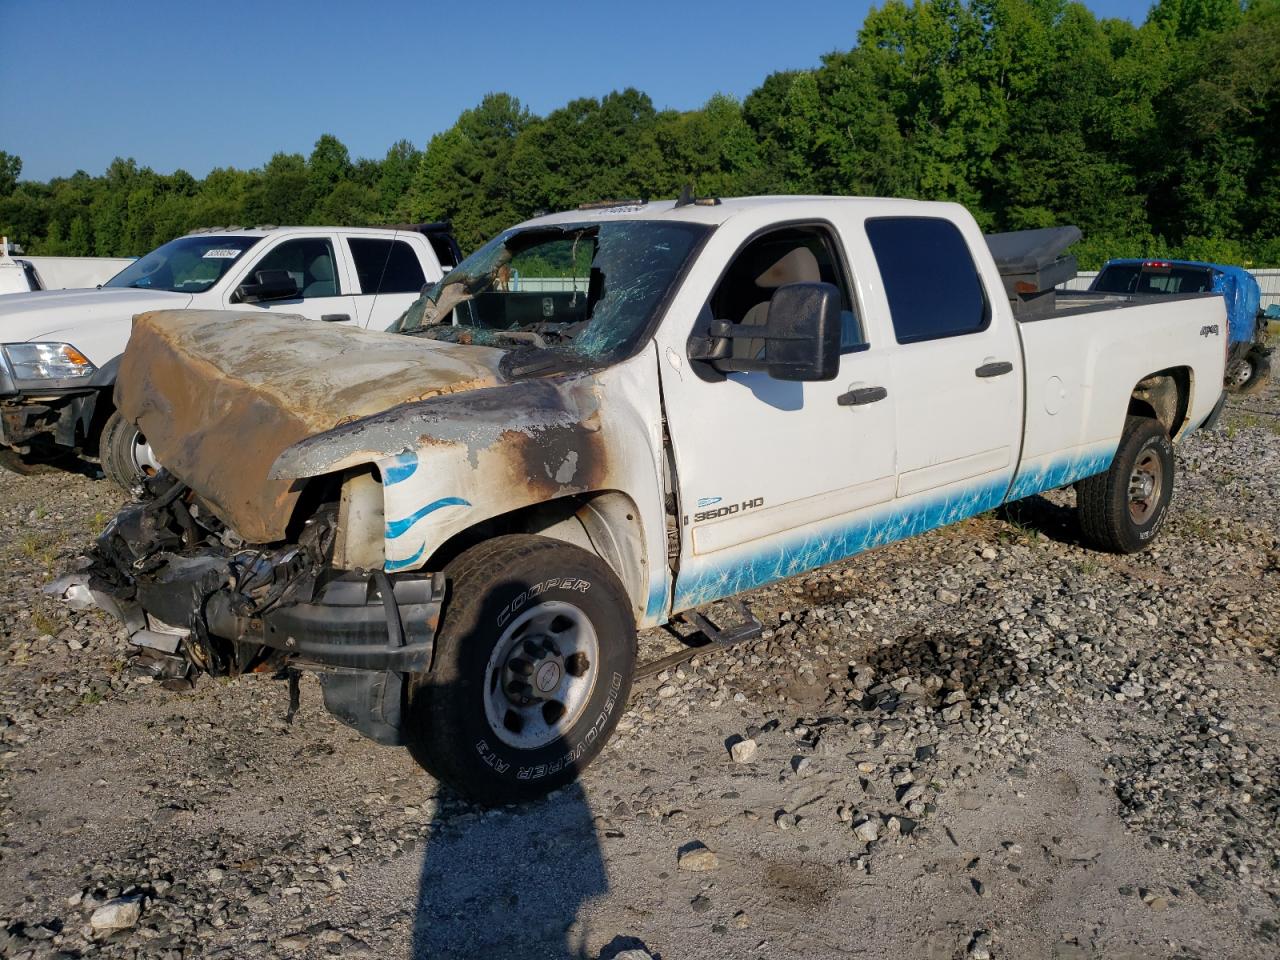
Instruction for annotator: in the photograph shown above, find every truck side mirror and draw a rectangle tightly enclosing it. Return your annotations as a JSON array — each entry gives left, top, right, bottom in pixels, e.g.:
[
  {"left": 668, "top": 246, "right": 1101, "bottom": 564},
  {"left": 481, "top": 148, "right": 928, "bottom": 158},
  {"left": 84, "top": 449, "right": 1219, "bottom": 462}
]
[
  {"left": 763, "top": 281, "right": 842, "bottom": 382},
  {"left": 687, "top": 281, "right": 842, "bottom": 381},
  {"left": 235, "top": 269, "right": 299, "bottom": 304}
]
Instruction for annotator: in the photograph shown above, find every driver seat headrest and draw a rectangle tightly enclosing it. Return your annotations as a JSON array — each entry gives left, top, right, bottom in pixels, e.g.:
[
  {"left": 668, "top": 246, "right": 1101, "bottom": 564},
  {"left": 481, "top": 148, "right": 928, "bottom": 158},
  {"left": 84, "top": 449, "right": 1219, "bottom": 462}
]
[
  {"left": 308, "top": 254, "right": 334, "bottom": 281},
  {"left": 754, "top": 247, "right": 820, "bottom": 288}
]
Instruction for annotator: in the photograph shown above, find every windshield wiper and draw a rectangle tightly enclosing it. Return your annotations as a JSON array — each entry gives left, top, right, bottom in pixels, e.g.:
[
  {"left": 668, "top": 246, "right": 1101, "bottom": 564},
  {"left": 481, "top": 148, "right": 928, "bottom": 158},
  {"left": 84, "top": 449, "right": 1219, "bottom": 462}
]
[{"left": 501, "top": 347, "right": 565, "bottom": 378}]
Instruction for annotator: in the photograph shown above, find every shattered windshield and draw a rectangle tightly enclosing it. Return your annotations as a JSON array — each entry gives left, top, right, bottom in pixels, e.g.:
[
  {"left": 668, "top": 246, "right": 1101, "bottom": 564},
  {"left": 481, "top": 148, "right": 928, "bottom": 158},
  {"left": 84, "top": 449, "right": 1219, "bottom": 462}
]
[
  {"left": 104, "top": 235, "right": 260, "bottom": 293},
  {"left": 391, "top": 220, "right": 709, "bottom": 371}
]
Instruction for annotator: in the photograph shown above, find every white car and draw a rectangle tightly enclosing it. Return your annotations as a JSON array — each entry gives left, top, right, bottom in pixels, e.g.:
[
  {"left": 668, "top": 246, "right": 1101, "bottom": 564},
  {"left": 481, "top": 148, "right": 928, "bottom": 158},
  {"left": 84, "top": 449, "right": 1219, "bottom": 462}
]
[
  {"left": 0, "top": 223, "right": 457, "bottom": 484},
  {"left": 65, "top": 195, "right": 1227, "bottom": 803}
]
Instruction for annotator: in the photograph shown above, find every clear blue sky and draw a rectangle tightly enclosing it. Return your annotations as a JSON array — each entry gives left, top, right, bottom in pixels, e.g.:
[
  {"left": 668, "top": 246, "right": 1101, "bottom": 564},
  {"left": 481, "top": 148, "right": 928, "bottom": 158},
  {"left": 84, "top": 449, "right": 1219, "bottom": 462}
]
[{"left": 1, "top": 0, "right": 1156, "bottom": 182}]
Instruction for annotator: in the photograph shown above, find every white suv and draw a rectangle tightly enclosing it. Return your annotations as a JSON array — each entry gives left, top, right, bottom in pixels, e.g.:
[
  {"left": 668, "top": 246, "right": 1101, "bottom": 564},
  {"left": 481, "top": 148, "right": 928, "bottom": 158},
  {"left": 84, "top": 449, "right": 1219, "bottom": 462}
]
[{"left": 0, "top": 223, "right": 457, "bottom": 485}]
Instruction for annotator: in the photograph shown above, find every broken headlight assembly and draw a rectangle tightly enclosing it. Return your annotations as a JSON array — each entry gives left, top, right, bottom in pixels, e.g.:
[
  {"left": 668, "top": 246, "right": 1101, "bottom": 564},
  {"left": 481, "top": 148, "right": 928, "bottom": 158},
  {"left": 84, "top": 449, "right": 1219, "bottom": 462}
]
[{"left": 1, "top": 342, "right": 97, "bottom": 380}]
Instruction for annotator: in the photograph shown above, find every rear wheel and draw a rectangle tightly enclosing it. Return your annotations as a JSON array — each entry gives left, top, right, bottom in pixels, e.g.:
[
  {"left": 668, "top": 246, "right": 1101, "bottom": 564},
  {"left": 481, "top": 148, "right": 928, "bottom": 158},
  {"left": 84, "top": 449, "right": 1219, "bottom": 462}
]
[
  {"left": 101, "top": 411, "right": 161, "bottom": 490},
  {"left": 1231, "top": 351, "right": 1270, "bottom": 396},
  {"left": 1077, "top": 416, "right": 1174, "bottom": 553},
  {"left": 404, "top": 535, "right": 636, "bottom": 805}
]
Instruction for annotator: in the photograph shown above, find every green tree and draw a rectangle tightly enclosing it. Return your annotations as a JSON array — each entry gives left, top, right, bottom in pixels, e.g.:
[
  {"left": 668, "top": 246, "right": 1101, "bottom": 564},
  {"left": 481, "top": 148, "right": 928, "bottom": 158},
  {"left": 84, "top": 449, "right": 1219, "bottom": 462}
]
[
  {"left": 508, "top": 89, "right": 665, "bottom": 219},
  {"left": 244, "top": 152, "right": 310, "bottom": 225},
  {"left": 1151, "top": 0, "right": 1280, "bottom": 241},
  {"left": 67, "top": 216, "right": 92, "bottom": 256},
  {"left": 1149, "top": 0, "right": 1245, "bottom": 39},
  {"left": 0, "top": 151, "right": 20, "bottom": 196},
  {"left": 653, "top": 94, "right": 763, "bottom": 198},
  {"left": 411, "top": 93, "right": 531, "bottom": 250},
  {"left": 1, "top": 0, "right": 1275, "bottom": 266},
  {"left": 308, "top": 134, "right": 354, "bottom": 202},
  {"left": 378, "top": 139, "right": 421, "bottom": 220}
]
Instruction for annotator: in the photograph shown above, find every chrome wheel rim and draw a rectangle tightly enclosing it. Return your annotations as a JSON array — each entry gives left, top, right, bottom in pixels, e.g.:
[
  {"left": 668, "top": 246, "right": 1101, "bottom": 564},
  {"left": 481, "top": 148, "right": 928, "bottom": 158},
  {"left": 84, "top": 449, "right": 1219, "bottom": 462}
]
[
  {"left": 129, "top": 430, "right": 161, "bottom": 477},
  {"left": 483, "top": 600, "right": 599, "bottom": 750},
  {"left": 1231, "top": 359, "right": 1254, "bottom": 388},
  {"left": 1127, "top": 450, "right": 1163, "bottom": 524}
]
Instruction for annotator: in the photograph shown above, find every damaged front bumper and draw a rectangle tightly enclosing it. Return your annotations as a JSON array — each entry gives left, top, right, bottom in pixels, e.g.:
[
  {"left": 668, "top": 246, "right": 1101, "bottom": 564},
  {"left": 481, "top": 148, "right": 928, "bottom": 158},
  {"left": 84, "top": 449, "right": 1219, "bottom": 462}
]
[
  {"left": 0, "top": 390, "right": 98, "bottom": 457},
  {"left": 49, "top": 483, "right": 443, "bottom": 745}
]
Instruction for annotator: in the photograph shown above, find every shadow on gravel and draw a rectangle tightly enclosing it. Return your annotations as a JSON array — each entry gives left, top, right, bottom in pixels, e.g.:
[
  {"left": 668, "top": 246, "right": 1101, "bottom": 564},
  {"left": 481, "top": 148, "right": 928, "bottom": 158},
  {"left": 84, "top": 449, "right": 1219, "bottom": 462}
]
[
  {"left": 410, "top": 782, "right": 612, "bottom": 959},
  {"left": 860, "top": 630, "right": 1027, "bottom": 710},
  {"left": 996, "top": 495, "right": 1086, "bottom": 548}
]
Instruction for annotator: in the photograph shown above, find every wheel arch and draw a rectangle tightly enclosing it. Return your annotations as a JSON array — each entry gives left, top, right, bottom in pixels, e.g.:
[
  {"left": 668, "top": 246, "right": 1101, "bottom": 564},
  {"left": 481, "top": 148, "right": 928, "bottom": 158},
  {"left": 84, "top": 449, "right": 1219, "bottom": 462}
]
[
  {"left": 1127, "top": 366, "right": 1193, "bottom": 440},
  {"left": 423, "top": 490, "right": 650, "bottom": 623}
]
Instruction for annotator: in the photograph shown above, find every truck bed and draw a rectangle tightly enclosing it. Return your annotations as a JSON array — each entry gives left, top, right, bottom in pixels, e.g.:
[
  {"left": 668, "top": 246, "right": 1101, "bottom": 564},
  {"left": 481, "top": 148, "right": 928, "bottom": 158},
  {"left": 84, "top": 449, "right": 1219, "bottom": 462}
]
[
  {"left": 1012, "top": 290, "right": 1226, "bottom": 501},
  {"left": 1027, "top": 289, "right": 1220, "bottom": 321}
]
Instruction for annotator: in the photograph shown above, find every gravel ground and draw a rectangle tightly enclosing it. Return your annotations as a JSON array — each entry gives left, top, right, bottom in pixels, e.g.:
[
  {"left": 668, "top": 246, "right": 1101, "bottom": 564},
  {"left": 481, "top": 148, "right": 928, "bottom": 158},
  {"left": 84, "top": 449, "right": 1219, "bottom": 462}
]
[{"left": 0, "top": 385, "right": 1277, "bottom": 960}]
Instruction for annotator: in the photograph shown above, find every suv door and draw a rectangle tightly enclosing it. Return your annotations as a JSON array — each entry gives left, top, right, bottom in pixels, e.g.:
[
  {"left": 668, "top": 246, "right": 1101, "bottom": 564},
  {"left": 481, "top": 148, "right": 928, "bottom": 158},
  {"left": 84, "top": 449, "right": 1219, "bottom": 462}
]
[
  {"left": 657, "top": 221, "right": 898, "bottom": 613},
  {"left": 225, "top": 235, "right": 359, "bottom": 325},
  {"left": 344, "top": 235, "right": 431, "bottom": 329},
  {"left": 864, "top": 216, "right": 1022, "bottom": 508}
]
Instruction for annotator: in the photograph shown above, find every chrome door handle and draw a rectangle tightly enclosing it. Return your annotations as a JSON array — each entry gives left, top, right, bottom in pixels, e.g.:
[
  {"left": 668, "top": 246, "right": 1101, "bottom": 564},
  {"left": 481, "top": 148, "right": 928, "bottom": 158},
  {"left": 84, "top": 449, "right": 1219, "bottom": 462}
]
[
  {"left": 975, "top": 361, "right": 1013, "bottom": 378},
  {"left": 837, "top": 386, "right": 888, "bottom": 406}
]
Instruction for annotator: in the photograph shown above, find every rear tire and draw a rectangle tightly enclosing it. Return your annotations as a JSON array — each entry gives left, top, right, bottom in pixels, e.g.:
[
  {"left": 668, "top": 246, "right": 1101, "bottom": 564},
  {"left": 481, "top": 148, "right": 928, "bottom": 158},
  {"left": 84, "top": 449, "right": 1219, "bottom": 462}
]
[
  {"left": 101, "top": 411, "right": 160, "bottom": 490},
  {"left": 1236, "top": 352, "right": 1270, "bottom": 396},
  {"left": 404, "top": 535, "right": 636, "bottom": 805},
  {"left": 1077, "top": 416, "right": 1174, "bottom": 554}
]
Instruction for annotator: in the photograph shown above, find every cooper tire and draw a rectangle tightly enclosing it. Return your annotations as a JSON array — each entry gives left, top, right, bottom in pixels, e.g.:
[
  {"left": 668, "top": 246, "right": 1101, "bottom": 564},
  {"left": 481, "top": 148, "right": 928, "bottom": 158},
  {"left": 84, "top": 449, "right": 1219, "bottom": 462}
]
[
  {"left": 101, "top": 411, "right": 159, "bottom": 490},
  {"left": 405, "top": 535, "right": 636, "bottom": 805},
  {"left": 1077, "top": 416, "right": 1174, "bottom": 554}
]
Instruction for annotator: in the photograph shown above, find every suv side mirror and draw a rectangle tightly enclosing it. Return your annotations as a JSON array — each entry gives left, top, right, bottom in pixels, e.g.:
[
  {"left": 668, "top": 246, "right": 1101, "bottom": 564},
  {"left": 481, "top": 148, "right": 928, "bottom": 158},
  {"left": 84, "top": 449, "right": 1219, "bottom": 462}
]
[
  {"left": 763, "top": 282, "right": 842, "bottom": 381},
  {"left": 687, "top": 281, "right": 842, "bottom": 381},
  {"left": 235, "top": 269, "right": 299, "bottom": 304}
]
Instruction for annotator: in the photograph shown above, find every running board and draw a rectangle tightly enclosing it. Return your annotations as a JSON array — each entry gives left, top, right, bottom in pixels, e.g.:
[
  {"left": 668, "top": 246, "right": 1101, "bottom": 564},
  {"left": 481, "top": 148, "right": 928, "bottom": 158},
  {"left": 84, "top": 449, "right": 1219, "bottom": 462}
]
[{"left": 635, "top": 600, "right": 764, "bottom": 680}]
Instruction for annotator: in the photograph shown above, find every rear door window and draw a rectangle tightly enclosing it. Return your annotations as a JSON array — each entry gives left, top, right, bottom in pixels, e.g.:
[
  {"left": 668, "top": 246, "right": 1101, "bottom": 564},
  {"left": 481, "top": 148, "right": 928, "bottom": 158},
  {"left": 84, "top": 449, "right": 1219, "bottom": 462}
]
[
  {"left": 866, "top": 217, "right": 989, "bottom": 343},
  {"left": 349, "top": 238, "right": 427, "bottom": 295}
]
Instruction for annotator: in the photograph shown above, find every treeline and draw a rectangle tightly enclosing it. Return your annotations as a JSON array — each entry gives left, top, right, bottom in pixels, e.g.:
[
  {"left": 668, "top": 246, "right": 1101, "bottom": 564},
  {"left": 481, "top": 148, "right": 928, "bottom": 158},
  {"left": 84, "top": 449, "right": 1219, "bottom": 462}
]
[{"left": 1, "top": 0, "right": 1277, "bottom": 269}]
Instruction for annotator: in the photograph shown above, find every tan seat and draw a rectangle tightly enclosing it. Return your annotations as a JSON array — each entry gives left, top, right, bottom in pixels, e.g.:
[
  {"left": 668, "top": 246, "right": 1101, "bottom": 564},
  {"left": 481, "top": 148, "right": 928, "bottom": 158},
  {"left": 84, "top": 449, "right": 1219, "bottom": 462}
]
[{"left": 731, "top": 246, "right": 821, "bottom": 360}]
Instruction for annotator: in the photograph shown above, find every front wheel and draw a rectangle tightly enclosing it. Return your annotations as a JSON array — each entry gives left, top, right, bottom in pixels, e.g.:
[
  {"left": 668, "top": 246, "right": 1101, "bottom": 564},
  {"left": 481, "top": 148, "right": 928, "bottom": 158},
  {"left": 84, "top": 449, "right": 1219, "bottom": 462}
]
[
  {"left": 101, "top": 411, "right": 162, "bottom": 490},
  {"left": 405, "top": 535, "right": 636, "bottom": 805},
  {"left": 1077, "top": 416, "right": 1174, "bottom": 553}
]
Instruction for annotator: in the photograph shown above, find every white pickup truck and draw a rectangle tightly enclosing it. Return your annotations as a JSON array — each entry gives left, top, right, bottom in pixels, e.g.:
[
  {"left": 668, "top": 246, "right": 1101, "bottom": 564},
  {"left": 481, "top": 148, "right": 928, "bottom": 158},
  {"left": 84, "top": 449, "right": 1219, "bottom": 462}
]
[
  {"left": 59, "top": 196, "right": 1227, "bottom": 804},
  {"left": 0, "top": 237, "right": 135, "bottom": 295},
  {"left": 0, "top": 223, "right": 457, "bottom": 484}
]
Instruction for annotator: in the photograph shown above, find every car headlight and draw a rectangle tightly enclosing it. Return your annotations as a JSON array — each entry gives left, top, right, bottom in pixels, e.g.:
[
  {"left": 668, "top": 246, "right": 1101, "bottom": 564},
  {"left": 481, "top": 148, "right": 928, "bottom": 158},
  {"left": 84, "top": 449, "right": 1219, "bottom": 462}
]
[{"left": 1, "top": 342, "right": 96, "bottom": 380}]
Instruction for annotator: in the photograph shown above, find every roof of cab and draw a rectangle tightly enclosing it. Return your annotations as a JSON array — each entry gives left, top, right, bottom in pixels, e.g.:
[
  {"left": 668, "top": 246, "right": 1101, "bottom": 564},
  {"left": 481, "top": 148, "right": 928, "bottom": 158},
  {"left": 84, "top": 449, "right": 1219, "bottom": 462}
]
[
  {"left": 184, "top": 225, "right": 425, "bottom": 238},
  {"left": 1101, "top": 257, "right": 1227, "bottom": 272},
  {"left": 522, "top": 195, "right": 937, "bottom": 229}
]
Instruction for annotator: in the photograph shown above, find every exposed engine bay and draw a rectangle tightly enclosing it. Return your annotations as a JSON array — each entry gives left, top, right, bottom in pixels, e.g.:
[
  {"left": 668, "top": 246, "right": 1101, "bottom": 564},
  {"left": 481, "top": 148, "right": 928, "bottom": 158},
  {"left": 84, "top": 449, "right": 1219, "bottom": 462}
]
[{"left": 51, "top": 472, "right": 444, "bottom": 745}]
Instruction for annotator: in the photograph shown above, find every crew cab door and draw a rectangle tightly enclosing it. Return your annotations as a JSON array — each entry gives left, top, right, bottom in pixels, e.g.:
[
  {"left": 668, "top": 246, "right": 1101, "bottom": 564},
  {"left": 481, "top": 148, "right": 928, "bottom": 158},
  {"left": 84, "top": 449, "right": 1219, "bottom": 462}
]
[
  {"left": 223, "top": 235, "right": 359, "bottom": 325},
  {"left": 863, "top": 216, "right": 1022, "bottom": 507},
  {"left": 656, "top": 218, "right": 898, "bottom": 613},
  {"left": 343, "top": 234, "right": 434, "bottom": 329}
]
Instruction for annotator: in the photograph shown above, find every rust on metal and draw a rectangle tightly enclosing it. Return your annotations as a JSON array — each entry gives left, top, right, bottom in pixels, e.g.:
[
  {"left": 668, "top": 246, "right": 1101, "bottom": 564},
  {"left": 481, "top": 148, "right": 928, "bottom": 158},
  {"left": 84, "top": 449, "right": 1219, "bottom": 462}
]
[{"left": 115, "top": 310, "right": 506, "bottom": 542}]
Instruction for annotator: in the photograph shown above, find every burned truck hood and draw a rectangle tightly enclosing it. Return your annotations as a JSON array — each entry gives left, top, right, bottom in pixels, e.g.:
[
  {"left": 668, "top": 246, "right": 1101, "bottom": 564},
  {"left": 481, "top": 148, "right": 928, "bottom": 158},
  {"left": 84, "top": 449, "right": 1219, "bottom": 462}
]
[{"left": 116, "top": 310, "right": 506, "bottom": 542}]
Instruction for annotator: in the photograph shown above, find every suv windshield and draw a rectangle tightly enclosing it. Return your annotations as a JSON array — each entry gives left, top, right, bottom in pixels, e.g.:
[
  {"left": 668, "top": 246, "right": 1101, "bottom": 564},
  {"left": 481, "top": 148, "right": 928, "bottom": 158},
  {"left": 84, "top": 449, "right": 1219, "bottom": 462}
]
[
  {"left": 392, "top": 220, "right": 709, "bottom": 370},
  {"left": 104, "top": 235, "right": 261, "bottom": 293}
]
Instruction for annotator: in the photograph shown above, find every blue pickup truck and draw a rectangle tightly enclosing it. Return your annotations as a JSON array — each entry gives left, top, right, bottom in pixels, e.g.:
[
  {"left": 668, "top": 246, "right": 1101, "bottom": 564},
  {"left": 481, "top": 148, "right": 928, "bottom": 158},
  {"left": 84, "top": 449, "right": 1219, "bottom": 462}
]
[{"left": 1090, "top": 259, "right": 1271, "bottom": 394}]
